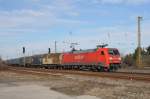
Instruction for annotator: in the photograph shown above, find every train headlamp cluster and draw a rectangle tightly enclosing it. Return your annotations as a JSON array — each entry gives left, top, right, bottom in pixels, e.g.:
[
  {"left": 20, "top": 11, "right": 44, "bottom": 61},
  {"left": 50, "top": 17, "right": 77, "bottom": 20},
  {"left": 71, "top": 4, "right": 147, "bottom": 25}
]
[
  {"left": 109, "top": 57, "right": 121, "bottom": 61},
  {"left": 118, "top": 57, "right": 121, "bottom": 61},
  {"left": 109, "top": 57, "right": 113, "bottom": 60}
]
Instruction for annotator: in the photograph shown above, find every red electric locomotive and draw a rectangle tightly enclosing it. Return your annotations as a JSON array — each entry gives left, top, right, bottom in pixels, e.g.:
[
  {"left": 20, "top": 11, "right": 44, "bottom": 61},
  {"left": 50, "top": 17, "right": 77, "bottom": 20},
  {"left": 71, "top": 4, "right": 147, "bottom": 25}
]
[{"left": 62, "top": 45, "right": 121, "bottom": 71}]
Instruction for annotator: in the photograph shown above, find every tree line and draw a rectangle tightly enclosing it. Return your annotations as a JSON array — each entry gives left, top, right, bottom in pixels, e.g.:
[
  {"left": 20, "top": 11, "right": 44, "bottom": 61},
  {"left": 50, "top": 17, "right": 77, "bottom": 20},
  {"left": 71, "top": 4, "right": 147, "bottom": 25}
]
[{"left": 123, "top": 46, "right": 150, "bottom": 66}]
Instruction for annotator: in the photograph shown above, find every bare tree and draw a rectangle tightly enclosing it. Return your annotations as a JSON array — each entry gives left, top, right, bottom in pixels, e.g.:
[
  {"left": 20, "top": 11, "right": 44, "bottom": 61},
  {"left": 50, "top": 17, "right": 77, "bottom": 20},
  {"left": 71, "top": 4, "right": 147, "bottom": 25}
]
[{"left": 146, "top": 46, "right": 150, "bottom": 55}]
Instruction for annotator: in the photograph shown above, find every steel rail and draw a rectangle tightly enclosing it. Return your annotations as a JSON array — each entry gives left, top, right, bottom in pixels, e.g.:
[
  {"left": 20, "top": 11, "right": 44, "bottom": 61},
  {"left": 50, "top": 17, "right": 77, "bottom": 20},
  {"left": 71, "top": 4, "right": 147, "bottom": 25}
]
[{"left": 7, "top": 66, "right": 150, "bottom": 82}]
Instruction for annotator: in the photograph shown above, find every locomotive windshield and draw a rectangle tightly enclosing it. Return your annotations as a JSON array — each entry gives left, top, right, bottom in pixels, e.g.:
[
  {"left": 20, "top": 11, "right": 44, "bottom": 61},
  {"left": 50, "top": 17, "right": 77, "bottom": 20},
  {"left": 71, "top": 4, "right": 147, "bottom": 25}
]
[{"left": 108, "top": 49, "right": 120, "bottom": 55}]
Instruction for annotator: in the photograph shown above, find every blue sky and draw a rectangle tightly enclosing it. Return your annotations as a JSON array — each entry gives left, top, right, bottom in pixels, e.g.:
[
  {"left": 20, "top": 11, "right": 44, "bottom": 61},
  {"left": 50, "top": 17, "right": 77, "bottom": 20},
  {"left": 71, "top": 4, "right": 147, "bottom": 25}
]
[{"left": 0, "top": 0, "right": 150, "bottom": 59}]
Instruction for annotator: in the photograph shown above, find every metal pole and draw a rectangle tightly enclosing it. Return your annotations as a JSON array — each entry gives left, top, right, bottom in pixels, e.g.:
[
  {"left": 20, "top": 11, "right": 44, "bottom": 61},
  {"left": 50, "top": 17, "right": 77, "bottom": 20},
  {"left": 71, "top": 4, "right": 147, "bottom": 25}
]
[
  {"left": 137, "top": 16, "right": 142, "bottom": 68},
  {"left": 23, "top": 47, "right": 25, "bottom": 67},
  {"left": 55, "top": 41, "right": 57, "bottom": 53}
]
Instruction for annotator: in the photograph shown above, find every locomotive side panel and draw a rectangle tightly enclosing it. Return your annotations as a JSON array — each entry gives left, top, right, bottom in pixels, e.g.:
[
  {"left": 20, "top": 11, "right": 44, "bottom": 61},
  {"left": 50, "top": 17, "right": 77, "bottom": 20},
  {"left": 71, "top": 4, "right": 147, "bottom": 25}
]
[
  {"left": 85, "top": 52, "right": 98, "bottom": 65},
  {"left": 97, "top": 48, "right": 109, "bottom": 67},
  {"left": 62, "top": 50, "right": 100, "bottom": 65},
  {"left": 62, "top": 53, "right": 74, "bottom": 65}
]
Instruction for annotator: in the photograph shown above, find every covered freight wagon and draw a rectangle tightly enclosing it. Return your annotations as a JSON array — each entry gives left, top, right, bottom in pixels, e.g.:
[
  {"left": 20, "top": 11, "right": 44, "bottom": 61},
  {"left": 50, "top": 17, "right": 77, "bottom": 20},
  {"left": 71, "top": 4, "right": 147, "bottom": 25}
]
[
  {"left": 42, "top": 53, "right": 62, "bottom": 65},
  {"left": 7, "top": 58, "right": 20, "bottom": 66},
  {"left": 31, "top": 54, "right": 44, "bottom": 66}
]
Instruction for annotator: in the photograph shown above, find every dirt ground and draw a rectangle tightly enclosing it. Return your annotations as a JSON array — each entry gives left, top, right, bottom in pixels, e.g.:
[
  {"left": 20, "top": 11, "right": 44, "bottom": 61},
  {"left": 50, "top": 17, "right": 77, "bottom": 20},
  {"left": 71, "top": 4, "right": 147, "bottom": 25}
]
[
  {"left": 117, "top": 66, "right": 150, "bottom": 73},
  {"left": 0, "top": 70, "right": 150, "bottom": 99}
]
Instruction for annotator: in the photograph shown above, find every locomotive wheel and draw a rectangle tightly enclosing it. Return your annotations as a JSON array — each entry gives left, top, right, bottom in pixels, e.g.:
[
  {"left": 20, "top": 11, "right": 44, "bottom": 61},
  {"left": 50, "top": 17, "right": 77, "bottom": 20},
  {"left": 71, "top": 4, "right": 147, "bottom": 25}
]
[
  {"left": 104, "top": 67, "right": 109, "bottom": 72},
  {"left": 97, "top": 66, "right": 104, "bottom": 72}
]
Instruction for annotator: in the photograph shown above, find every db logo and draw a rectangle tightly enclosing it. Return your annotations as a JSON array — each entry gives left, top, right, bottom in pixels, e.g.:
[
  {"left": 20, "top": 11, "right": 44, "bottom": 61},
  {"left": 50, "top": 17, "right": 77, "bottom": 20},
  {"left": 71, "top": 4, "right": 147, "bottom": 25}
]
[{"left": 74, "top": 55, "right": 84, "bottom": 60}]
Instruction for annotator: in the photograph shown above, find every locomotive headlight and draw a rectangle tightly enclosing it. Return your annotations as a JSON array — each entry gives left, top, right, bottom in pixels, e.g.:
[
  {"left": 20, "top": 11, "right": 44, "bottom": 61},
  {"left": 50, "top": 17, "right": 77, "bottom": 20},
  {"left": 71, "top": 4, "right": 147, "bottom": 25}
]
[
  {"left": 118, "top": 57, "right": 121, "bottom": 61},
  {"left": 109, "top": 57, "right": 113, "bottom": 60}
]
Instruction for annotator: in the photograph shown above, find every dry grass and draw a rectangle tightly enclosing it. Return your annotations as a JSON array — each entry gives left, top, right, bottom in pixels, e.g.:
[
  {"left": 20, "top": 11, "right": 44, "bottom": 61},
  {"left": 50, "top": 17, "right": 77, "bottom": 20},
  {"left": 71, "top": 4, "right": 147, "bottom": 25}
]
[{"left": 0, "top": 71, "right": 150, "bottom": 99}]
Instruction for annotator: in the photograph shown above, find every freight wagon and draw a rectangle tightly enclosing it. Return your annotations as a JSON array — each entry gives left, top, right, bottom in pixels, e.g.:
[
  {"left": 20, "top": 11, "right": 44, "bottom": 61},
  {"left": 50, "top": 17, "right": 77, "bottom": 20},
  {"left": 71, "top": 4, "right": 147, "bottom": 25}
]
[
  {"left": 42, "top": 53, "right": 62, "bottom": 69},
  {"left": 31, "top": 54, "right": 43, "bottom": 66},
  {"left": 7, "top": 58, "right": 20, "bottom": 66}
]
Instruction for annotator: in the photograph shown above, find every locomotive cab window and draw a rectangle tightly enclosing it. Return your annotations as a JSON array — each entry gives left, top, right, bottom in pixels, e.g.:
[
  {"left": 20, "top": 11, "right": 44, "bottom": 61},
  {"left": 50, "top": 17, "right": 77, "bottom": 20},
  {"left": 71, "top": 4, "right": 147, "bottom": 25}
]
[
  {"left": 101, "top": 51, "right": 105, "bottom": 55},
  {"left": 109, "top": 49, "right": 120, "bottom": 55}
]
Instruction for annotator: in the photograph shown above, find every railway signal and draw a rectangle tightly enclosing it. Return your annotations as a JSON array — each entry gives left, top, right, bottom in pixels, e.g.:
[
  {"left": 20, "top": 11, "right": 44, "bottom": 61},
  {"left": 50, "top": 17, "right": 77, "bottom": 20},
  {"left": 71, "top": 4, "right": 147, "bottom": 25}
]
[
  {"left": 23, "top": 47, "right": 25, "bottom": 54},
  {"left": 48, "top": 48, "right": 51, "bottom": 54},
  {"left": 22, "top": 46, "right": 25, "bottom": 66}
]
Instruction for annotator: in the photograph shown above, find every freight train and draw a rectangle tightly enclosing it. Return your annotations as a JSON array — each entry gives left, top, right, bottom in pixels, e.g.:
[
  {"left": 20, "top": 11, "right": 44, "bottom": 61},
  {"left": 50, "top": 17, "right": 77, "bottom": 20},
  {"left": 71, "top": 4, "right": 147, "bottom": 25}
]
[{"left": 6, "top": 46, "right": 121, "bottom": 71}]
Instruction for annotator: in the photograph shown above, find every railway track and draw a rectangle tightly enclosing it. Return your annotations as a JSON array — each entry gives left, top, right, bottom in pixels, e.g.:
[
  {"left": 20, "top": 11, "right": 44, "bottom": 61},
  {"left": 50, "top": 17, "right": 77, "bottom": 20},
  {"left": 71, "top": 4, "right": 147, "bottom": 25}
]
[{"left": 7, "top": 66, "right": 150, "bottom": 82}]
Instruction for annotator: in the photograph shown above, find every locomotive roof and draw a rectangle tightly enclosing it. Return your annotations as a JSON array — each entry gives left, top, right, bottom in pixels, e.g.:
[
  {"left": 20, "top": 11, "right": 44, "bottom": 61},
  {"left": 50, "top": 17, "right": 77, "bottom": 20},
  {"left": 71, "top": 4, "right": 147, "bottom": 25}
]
[
  {"left": 71, "top": 48, "right": 98, "bottom": 53},
  {"left": 68, "top": 47, "right": 116, "bottom": 54}
]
